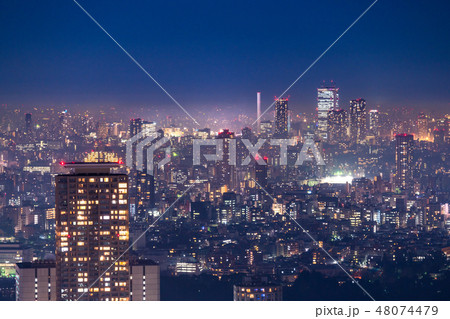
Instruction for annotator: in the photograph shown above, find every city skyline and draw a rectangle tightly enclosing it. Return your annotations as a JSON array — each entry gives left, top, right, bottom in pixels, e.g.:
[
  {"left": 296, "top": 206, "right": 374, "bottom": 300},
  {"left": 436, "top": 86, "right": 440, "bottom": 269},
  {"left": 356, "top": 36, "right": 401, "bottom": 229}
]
[{"left": 1, "top": 0, "right": 450, "bottom": 307}]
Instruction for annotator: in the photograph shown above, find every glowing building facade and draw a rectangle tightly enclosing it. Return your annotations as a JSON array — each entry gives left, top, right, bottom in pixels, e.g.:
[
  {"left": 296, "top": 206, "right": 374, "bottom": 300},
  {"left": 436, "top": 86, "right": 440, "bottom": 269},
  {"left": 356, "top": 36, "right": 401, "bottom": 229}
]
[
  {"left": 274, "top": 98, "right": 289, "bottom": 138},
  {"left": 55, "top": 162, "right": 130, "bottom": 301},
  {"left": 395, "top": 134, "right": 414, "bottom": 190},
  {"left": 349, "top": 98, "right": 367, "bottom": 144},
  {"left": 327, "top": 109, "right": 348, "bottom": 144},
  {"left": 368, "top": 109, "right": 379, "bottom": 137},
  {"left": 317, "top": 85, "right": 339, "bottom": 141},
  {"left": 233, "top": 284, "right": 282, "bottom": 301},
  {"left": 417, "top": 112, "right": 429, "bottom": 141}
]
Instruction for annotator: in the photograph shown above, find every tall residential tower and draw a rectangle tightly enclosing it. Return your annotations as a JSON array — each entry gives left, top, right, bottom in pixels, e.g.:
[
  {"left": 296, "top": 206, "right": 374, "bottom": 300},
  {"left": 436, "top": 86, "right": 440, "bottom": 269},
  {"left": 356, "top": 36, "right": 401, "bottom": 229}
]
[
  {"left": 55, "top": 162, "right": 130, "bottom": 301},
  {"left": 349, "top": 98, "right": 367, "bottom": 144},
  {"left": 395, "top": 134, "right": 414, "bottom": 190}
]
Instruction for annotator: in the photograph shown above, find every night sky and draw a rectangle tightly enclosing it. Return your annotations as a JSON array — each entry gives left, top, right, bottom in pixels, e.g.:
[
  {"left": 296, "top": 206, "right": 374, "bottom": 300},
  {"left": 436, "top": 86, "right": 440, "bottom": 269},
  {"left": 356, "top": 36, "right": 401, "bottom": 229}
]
[{"left": 1, "top": 0, "right": 449, "bottom": 115}]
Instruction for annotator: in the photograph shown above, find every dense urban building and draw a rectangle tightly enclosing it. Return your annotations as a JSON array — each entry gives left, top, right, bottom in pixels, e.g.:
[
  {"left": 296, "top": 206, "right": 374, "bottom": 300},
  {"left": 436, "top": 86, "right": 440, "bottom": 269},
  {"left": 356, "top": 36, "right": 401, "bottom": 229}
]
[
  {"left": 317, "top": 84, "right": 339, "bottom": 141},
  {"left": 395, "top": 133, "right": 414, "bottom": 191},
  {"left": 368, "top": 109, "right": 379, "bottom": 138},
  {"left": 274, "top": 98, "right": 289, "bottom": 138},
  {"left": 327, "top": 109, "right": 348, "bottom": 144},
  {"left": 349, "top": 98, "right": 367, "bottom": 144},
  {"left": 234, "top": 283, "right": 282, "bottom": 301}
]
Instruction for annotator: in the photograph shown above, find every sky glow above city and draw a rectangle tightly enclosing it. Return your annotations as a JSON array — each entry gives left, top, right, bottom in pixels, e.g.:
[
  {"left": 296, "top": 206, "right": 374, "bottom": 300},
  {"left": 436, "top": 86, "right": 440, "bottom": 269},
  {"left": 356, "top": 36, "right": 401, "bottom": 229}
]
[{"left": 0, "top": 0, "right": 449, "bottom": 114}]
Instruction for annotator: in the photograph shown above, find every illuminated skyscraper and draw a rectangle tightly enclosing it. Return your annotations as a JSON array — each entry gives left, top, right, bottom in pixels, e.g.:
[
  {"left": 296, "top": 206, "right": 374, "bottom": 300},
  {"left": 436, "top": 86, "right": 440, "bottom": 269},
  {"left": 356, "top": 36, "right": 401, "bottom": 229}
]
[
  {"left": 417, "top": 113, "right": 429, "bottom": 141},
  {"left": 130, "top": 118, "right": 156, "bottom": 138},
  {"left": 260, "top": 120, "right": 273, "bottom": 138},
  {"left": 142, "top": 121, "right": 157, "bottom": 135},
  {"left": 395, "top": 134, "right": 414, "bottom": 190},
  {"left": 327, "top": 109, "right": 348, "bottom": 144},
  {"left": 368, "top": 109, "right": 379, "bottom": 137},
  {"left": 221, "top": 192, "right": 237, "bottom": 224},
  {"left": 130, "top": 118, "right": 142, "bottom": 137},
  {"left": 274, "top": 98, "right": 289, "bottom": 138},
  {"left": 349, "top": 98, "right": 367, "bottom": 144},
  {"left": 317, "top": 84, "right": 339, "bottom": 141},
  {"left": 128, "top": 119, "right": 157, "bottom": 218},
  {"left": 135, "top": 170, "right": 155, "bottom": 214},
  {"left": 254, "top": 159, "right": 268, "bottom": 188},
  {"left": 216, "top": 129, "right": 235, "bottom": 189},
  {"left": 55, "top": 162, "right": 130, "bottom": 301},
  {"left": 97, "top": 123, "right": 109, "bottom": 139},
  {"left": 25, "top": 113, "right": 32, "bottom": 134}
]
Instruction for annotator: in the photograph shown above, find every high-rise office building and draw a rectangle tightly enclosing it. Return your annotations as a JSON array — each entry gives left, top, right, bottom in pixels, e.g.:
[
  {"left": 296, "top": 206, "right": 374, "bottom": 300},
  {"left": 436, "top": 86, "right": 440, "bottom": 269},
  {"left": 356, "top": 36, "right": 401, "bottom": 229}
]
[
  {"left": 274, "top": 98, "right": 289, "bottom": 138},
  {"left": 260, "top": 120, "right": 273, "bottom": 138},
  {"left": 97, "top": 122, "right": 109, "bottom": 139},
  {"left": 327, "top": 109, "right": 348, "bottom": 144},
  {"left": 349, "top": 98, "right": 367, "bottom": 144},
  {"left": 216, "top": 129, "right": 235, "bottom": 189},
  {"left": 128, "top": 119, "right": 157, "bottom": 218},
  {"left": 55, "top": 162, "right": 130, "bottom": 301},
  {"left": 132, "top": 170, "right": 156, "bottom": 221},
  {"left": 254, "top": 159, "right": 268, "bottom": 188},
  {"left": 395, "top": 134, "right": 414, "bottom": 190},
  {"left": 221, "top": 192, "right": 237, "bottom": 224},
  {"left": 130, "top": 118, "right": 142, "bottom": 138},
  {"left": 368, "top": 109, "right": 379, "bottom": 137},
  {"left": 25, "top": 113, "right": 32, "bottom": 134},
  {"left": 417, "top": 112, "right": 429, "bottom": 141},
  {"left": 130, "top": 118, "right": 156, "bottom": 138},
  {"left": 142, "top": 121, "right": 157, "bottom": 135},
  {"left": 317, "top": 85, "right": 339, "bottom": 141}
]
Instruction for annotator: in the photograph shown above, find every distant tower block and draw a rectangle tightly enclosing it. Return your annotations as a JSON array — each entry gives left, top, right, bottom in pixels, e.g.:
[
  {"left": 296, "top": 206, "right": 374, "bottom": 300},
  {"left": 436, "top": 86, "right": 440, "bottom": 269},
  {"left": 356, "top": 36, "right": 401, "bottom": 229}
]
[{"left": 257, "top": 92, "right": 261, "bottom": 135}]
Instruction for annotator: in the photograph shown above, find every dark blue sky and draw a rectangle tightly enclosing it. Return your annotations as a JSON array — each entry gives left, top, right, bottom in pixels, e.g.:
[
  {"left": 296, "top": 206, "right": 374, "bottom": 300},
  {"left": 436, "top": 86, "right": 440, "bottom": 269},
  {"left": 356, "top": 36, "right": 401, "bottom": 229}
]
[{"left": 1, "top": 0, "right": 449, "bottom": 115}]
